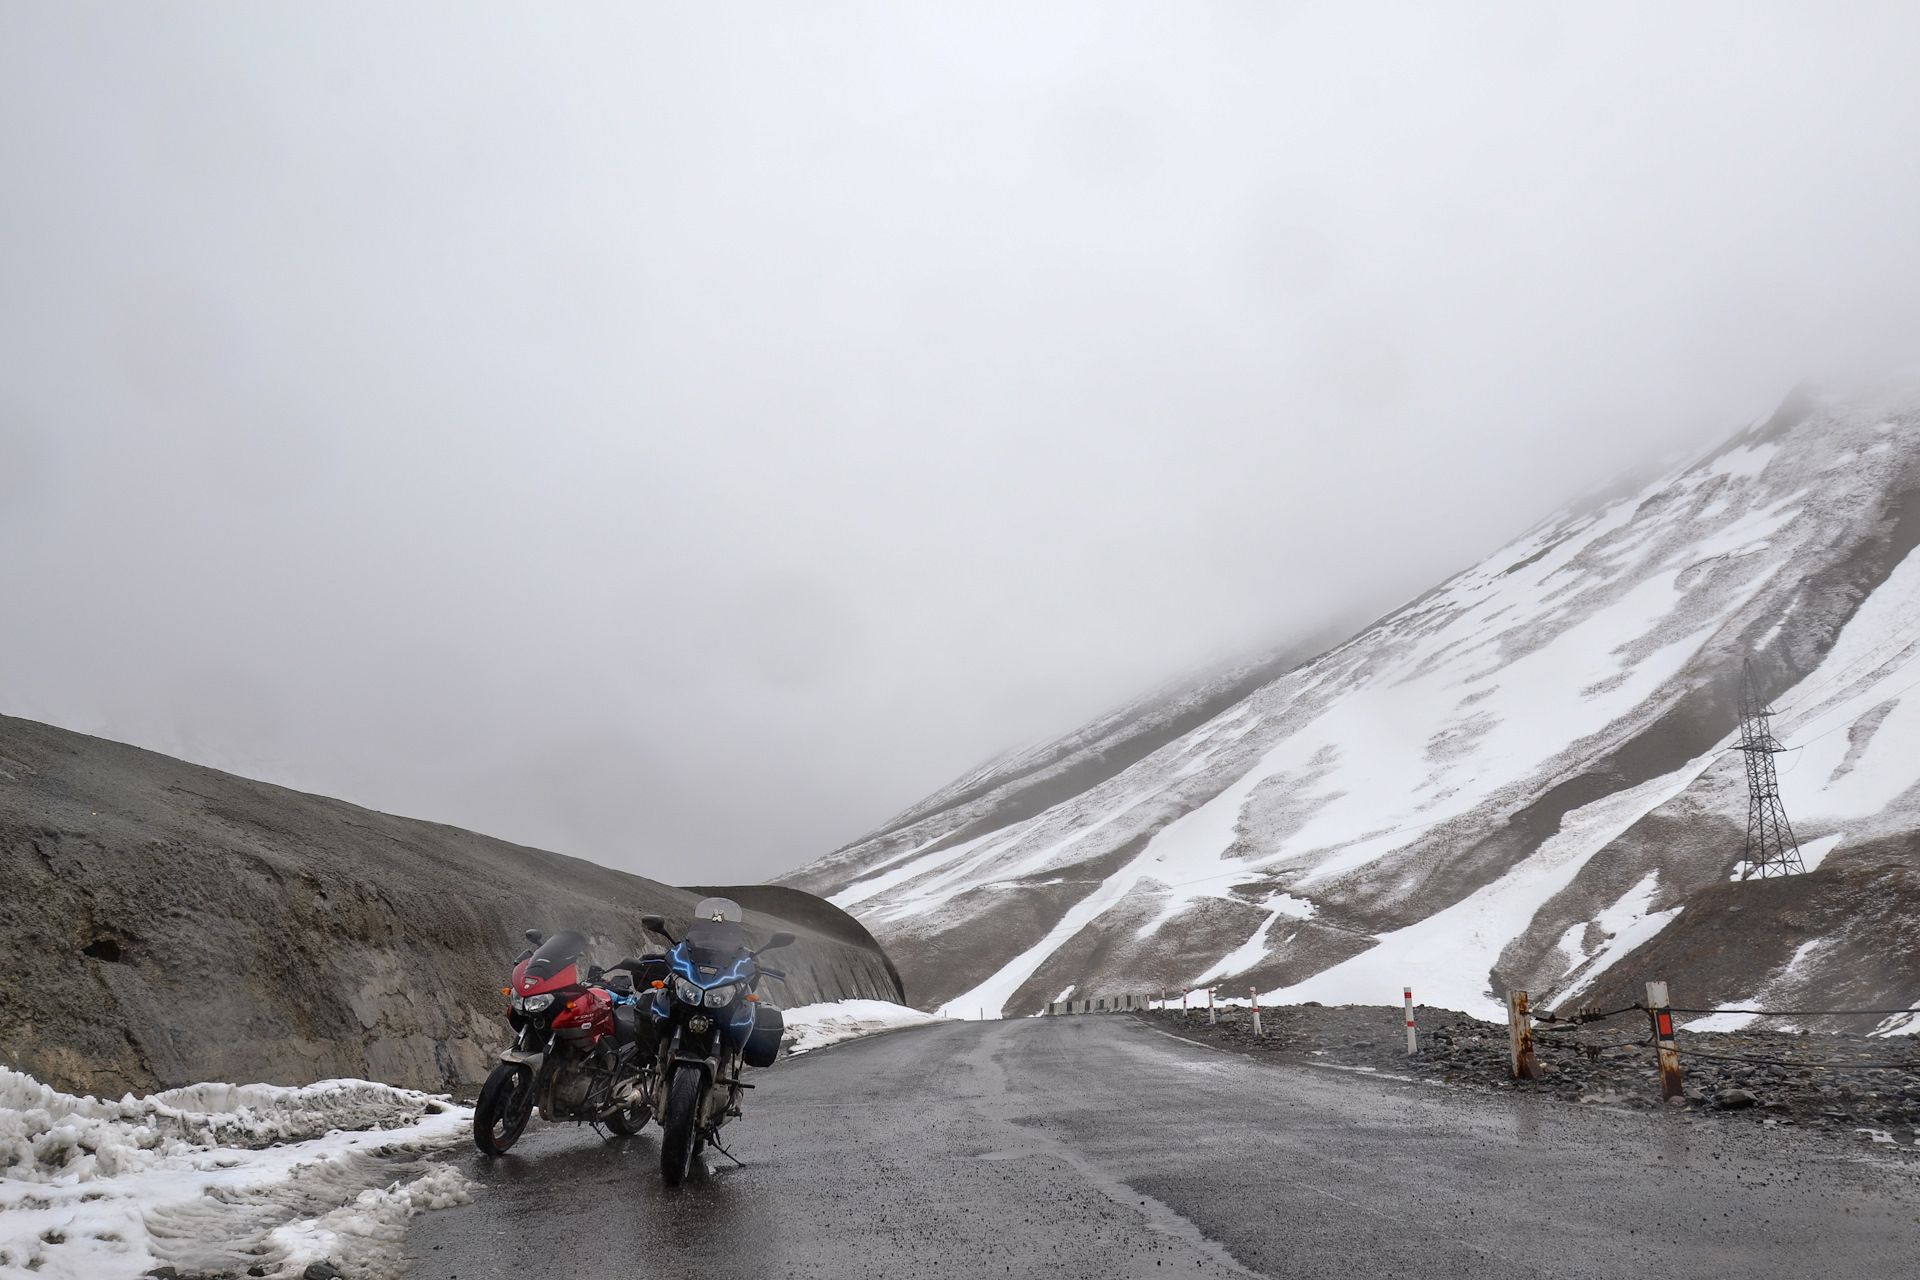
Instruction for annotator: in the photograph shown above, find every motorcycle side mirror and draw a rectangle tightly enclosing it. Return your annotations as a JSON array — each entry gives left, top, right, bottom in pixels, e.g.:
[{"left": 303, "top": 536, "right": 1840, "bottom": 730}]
[
  {"left": 524, "top": 929, "right": 544, "bottom": 946},
  {"left": 587, "top": 965, "right": 605, "bottom": 982},
  {"left": 641, "top": 914, "right": 678, "bottom": 942},
  {"left": 761, "top": 932, "right": 796, "bottom": 952}
]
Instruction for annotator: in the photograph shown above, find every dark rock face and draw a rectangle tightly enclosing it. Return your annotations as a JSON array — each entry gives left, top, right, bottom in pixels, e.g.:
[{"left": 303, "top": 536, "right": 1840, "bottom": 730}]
[{"left": 0, "top": 714, "right": 901, "bottom": 1097}]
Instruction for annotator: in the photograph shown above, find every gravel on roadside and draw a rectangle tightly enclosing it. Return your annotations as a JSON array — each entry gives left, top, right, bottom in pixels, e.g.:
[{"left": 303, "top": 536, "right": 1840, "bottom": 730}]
[{"left": 1132, "top": 1003, "right": 1920, "bottom": 1148}]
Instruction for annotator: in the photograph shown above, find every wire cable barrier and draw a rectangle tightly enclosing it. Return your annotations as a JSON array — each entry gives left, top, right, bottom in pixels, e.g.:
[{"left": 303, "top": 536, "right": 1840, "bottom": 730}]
[
  {"left": 1526, "top": 1000, "right": 1920, "bottom": 1070},
  {"left": 1667, "top": 1006, "right": 1920, "bottom": 1016}
]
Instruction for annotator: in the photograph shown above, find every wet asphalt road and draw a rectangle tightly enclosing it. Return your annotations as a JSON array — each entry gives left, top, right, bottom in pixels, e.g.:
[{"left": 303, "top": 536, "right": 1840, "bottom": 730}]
[{"left": 407, "top": 1015, "right": 1920, "bottom": 1279}]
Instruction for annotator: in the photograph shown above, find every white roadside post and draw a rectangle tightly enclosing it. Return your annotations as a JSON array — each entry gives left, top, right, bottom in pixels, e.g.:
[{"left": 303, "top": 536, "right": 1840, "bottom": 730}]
[
  {"left": 1207, "top": 987, "right": 1216, "bottom": 1026},
  {"left": 1404, "top": 987, "right": 1417, "bottom": 1054},
  {"left": 1251, "top": 986, "right": 1263, "bottom": 1038}
]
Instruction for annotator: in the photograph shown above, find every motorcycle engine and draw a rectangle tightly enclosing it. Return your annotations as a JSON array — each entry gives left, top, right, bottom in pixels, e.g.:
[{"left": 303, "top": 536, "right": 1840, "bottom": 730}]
[{"left": 545, "top": 1068, "right": 595, "bottom": 1120}]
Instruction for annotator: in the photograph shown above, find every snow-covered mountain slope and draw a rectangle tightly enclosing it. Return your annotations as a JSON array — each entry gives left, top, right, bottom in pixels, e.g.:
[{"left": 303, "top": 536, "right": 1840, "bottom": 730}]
[{"left": 782, "top": 385, "right": 1920, "bottom": 1029}]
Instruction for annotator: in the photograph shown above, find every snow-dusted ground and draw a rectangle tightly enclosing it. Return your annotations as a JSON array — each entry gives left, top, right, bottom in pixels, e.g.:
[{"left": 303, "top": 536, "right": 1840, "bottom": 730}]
[
  {"left": 0, "top": 1068, "right": 473, "bottom": 1280},
  {"left": 781, "top": 1000, "right": 940, "bottom": 1054}
]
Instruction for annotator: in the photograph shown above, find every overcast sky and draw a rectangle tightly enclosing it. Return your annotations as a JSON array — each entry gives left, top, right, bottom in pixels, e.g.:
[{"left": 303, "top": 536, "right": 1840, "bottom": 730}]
[{"left": 4, "top": 4, "right": 1920, "bottom": 884}]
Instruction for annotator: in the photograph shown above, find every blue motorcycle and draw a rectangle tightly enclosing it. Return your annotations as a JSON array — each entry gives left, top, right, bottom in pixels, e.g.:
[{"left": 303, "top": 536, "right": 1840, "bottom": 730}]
[{"left": 640, "top": 897, "right": 791, "bottom": 1185}]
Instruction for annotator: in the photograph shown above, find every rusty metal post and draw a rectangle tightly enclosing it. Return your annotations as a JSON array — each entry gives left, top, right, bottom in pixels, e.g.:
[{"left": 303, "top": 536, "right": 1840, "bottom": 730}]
[
  {"left": 1404, "top": 987, "right": 1417, "bottom": 1054},
  {"left": 1507, "top": 990, "right": 1540, "bottom": 1079},
  {"left": 1646, "top": 981, "right": 1684, "bottom": 1103},
  {"left": 1250, "top": 986, "right": 1262, "bottom": 1037}
]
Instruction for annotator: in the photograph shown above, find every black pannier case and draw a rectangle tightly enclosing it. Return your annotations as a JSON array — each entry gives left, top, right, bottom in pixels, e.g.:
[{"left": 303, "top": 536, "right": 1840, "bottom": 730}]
[{"left": 744, "top": 1003, "right": 784, "bottom": 1068}]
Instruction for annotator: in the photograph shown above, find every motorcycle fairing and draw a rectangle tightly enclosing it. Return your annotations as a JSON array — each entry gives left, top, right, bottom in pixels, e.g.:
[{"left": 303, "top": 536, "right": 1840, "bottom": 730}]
[
  {"left": 665, "top": 942, "right": 754, "bottom": 988},
  {"left": 551, "top": 985, "right": 615, "bottom": 1039},
  {"left": 648, "top": 938, "right": 762, "bottom": 1050}
]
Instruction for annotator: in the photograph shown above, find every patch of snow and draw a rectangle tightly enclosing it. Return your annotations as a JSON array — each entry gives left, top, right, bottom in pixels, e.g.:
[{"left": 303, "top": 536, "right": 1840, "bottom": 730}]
[
  {"left": 1709, "top": 440, "right": 1778, "bottom": 482},
  {"left": 780, "top": 999, "right": 940, "bottom": 1052},
  {"left": 1555, "top": 871, "right": 1685, "bottom": 1004},
  {"left": 0, "top": 1069, "right": 470, "bottom": 1280},
  {"left": 1684, "top": 939, "right": 1833, "bottom": 1033},
  {"left": 1793, "top": 833, "right": 1845, "bottom": 873},
  {"left": 827, "top": 823, "right": 1029, "bottom": 912},
  {"left": 1268, "top": 753, "right": 1718, "bottom": 1020},
  {"left": 1681, "top": 1008, "right": 1761, "bottom": 1033},
  {"left": 1871, "top": 1004, "right": 1920, "bottom": 1038}
]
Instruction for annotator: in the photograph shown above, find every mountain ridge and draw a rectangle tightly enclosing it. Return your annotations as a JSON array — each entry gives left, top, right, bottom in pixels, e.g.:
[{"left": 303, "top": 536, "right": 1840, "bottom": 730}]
[{"left": 782, "top": 383, "right": 1920, "bottom": 1034}]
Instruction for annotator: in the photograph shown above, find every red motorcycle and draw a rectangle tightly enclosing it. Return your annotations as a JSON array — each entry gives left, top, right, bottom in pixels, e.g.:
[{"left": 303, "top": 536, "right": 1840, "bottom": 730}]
[{"left": 472, "top": 929, "right": 664, "bottom": 1155}]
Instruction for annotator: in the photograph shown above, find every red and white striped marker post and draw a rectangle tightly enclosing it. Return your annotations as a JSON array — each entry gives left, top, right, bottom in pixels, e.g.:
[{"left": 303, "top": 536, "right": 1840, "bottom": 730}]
[
  {"left": 1646, "top": 980, "right": 1684, "bottom": 1103},
  {"left": 1404, "top": 987, "right": 1417, "bottom": 1054},
  {"left": 1251, "top": 986, "right": 1263, "bottom": 1038}
]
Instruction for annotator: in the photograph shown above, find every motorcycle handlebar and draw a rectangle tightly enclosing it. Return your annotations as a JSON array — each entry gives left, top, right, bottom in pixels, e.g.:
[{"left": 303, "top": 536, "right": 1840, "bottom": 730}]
[{"left": 757, "top": 967, "right": 787, "bottom": 982}]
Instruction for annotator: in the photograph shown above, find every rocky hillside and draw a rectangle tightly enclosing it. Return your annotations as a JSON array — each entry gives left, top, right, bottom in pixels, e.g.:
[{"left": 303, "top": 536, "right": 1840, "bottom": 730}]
[
  {"left": 0, "top": 714, "right": 901, "bottom": 1097},
  {"left": 783, "top": 384, "right": 1920, "bottom": 1033}
]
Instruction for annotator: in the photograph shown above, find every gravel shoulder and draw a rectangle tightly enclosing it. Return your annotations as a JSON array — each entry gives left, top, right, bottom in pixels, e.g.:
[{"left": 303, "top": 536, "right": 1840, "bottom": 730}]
[{"left": 1138, "top": 1002, "right": 1920, "bottom": 1146}]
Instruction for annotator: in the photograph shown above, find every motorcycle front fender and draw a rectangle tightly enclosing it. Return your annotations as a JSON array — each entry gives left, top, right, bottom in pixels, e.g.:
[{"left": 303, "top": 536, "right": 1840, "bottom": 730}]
[
  {"left": 668, "top": 1051, "right": 717, "bottom": 1082},
  {"left": 497, "top": 1048, "right": 546, "bottom": 1071}
]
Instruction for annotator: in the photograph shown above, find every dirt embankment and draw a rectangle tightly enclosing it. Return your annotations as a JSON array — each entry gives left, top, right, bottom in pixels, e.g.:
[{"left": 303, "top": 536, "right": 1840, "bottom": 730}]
[
  {"left": 0, "top": 714, "right": 902, "bottom": 1098},
  {"left": 1139, "top": 1004, "right": 1920, "bottom": 1144}
]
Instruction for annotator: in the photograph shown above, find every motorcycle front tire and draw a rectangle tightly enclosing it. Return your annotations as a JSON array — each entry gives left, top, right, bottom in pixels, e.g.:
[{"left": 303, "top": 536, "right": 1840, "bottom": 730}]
[
  {"left": 473, "top": 1062, "right": 534, "bottom": 1156},
  {"left": 659, "top": 1066, "right": 703, "bottom": 1186}
]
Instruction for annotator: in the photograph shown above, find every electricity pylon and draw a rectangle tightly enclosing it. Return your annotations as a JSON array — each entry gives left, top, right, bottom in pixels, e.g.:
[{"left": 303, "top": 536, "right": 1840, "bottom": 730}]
[{"left": 1737, "top": 658, "right": 1804, "bottom": 879}]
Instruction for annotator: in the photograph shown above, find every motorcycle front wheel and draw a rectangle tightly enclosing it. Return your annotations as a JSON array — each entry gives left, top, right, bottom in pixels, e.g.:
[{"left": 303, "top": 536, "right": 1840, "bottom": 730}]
[
  {"left": 473, "top": 1062, "right": 534, "bottom": 1156},
  {"left": 658, "top": 1066, "right": 703, "bottom": 1185}
]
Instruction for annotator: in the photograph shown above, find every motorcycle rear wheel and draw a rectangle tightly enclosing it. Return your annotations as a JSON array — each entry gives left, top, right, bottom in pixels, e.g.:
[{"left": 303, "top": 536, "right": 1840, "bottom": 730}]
[
  {"left": 659, "top": 1066, "right": 702, "bottom": 1185},
  {"left": 605, "top": 1094, "right": 651, "bottom": 1136},
  {"left": 473, "top": 1063, "right": 534, "bottom": 1156}
]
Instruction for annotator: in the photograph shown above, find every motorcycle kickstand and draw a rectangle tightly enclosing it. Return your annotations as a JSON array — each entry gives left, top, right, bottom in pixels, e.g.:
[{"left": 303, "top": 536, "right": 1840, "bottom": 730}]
[{"left": 704, "top": 1133, "right": 744, "bottom": 1168}]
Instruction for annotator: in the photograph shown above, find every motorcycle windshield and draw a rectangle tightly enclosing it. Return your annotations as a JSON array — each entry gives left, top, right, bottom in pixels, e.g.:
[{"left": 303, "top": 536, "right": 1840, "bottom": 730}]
[
  {"left": 514, "top": 930, "right": 587, "bottom": 996},
  {"left": 683, "top": 918, "right": 747, "bottom": 971}
]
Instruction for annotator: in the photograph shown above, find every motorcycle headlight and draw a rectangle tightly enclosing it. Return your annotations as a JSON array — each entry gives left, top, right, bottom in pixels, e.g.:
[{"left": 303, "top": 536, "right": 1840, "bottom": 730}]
[
  {"left": 704, "top": 983, "right": 737, "bottom": 1008},
  {"left": 672, "top": 976, "right": 704, "bottom": 1005},
  {"left": 522, "top": 993, "right": 554, "bottom": 1013}
]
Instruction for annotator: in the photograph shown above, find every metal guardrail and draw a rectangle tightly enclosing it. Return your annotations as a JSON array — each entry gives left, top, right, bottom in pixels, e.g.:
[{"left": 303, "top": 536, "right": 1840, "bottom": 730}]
[{"left": 1044, "top": 994, "right": 1150, "bottom": 1015}]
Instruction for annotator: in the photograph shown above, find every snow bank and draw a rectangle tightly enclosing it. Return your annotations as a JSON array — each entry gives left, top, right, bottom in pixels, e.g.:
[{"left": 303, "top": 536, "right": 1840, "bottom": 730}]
[
  {"left": 0, "top": 1067, "right": 472, "bottom": 1280},
  {"left": 780, "top": 1000, "right": 939, "bottom": 1054}
]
